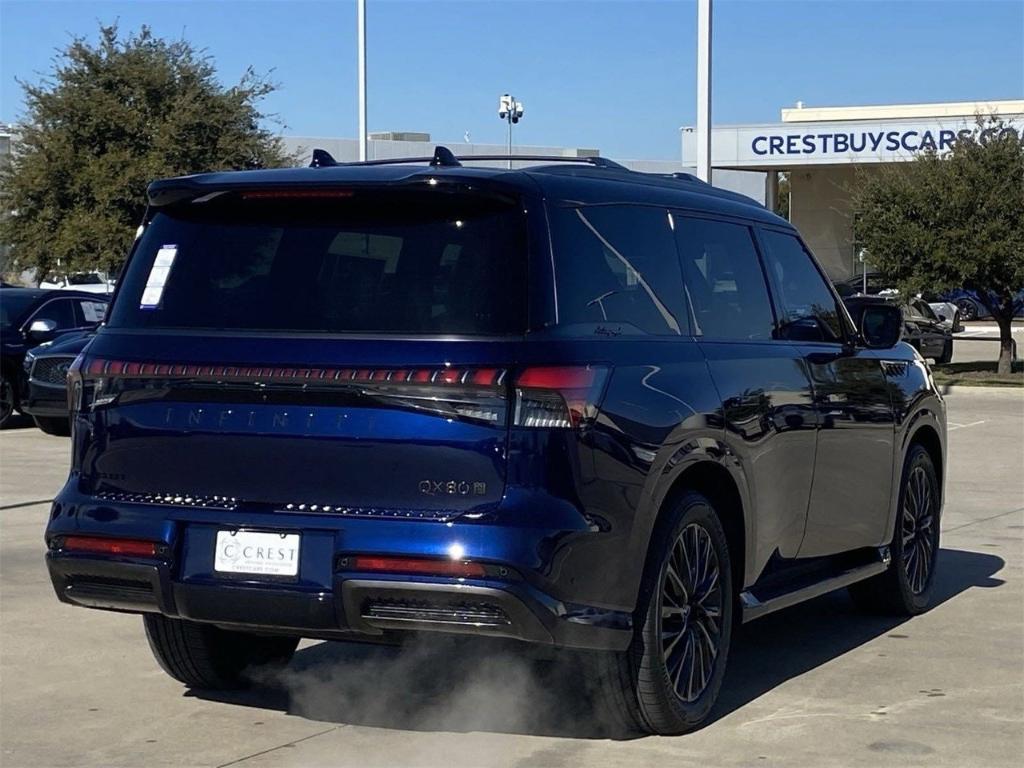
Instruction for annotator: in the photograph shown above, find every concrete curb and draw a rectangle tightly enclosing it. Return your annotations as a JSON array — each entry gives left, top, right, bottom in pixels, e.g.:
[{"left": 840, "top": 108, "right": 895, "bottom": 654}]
[{"left": 939, "top": 384, "right": 1023, "bottom": 397}]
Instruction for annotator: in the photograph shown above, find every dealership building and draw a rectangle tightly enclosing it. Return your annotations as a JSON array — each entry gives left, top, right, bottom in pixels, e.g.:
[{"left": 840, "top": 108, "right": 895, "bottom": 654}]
[{"left": 683, "top": 100, "right": 1024, "bottom": 280}]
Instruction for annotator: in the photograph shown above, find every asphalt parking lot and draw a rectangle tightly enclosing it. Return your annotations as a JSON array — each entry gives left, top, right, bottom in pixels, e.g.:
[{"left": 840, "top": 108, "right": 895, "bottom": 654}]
[{"left": 1, "top": 387, "right": 1021, "bottom": 768}]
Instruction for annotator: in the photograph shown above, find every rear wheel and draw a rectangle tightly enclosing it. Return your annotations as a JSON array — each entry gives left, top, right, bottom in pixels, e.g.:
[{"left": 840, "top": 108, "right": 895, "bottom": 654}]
[
  {"left": 143, "top": 615, "right": 299, "bottom": 689},
  {"left": 849, "top": 444, "right": 940, "bottom": 615},
  {"left": 956, "top": 298, "right": 978, "bottom": 321},
  {"left": 33, "top": 416, "right": 71, "bottom": 436},
  {"left": 593, "top": 492, "right": 733, "bottom": 735}
]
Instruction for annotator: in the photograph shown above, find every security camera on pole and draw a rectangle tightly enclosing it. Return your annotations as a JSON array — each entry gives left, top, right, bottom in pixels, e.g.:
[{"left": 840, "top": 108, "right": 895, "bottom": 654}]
[{"left": 498, "top": 94, "right": 523, "bottom": 169}]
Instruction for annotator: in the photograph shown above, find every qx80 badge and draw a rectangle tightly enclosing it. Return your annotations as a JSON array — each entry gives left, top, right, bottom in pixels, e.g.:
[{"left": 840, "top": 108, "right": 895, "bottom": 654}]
[{"left": 419, "top": 480, "right": 488, "bottom": 497}]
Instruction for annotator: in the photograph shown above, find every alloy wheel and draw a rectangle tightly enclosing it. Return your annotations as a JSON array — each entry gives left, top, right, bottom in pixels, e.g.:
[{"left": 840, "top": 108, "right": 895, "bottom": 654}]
[
  {"left": 902, "top": 465, "right": 937, "bottom": 594},
  {"left": 659, "top": 522, "right": 723, "bottom": 703}
]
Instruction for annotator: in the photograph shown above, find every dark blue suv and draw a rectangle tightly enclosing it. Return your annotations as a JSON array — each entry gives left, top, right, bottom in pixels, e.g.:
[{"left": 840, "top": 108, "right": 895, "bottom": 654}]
[{"left": 45, "top": 148, "right": 945, "bottom": 734}]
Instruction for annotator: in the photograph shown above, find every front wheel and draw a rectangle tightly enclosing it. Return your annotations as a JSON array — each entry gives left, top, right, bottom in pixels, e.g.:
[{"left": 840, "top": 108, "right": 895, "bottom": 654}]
[
  {"left": 849, "top": 443, "right": 941, "bottom": 615},
  {"left": 144, "top": 615, "right": 299, "bottom": 689},
  {"left": 593, "top": 492, "right": 734, "bottom": 735}
]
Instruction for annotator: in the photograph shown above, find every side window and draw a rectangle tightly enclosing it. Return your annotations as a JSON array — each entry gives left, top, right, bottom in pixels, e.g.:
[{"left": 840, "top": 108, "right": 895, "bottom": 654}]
[
  {"left": 550, "top": 205, "right": 688, "bottom": 335},
  {"left": 912, "top": 299, "right": 937, "bottom": 321},
  {"left": 674, "top": 215, "right": 775, "bottom": 340},
  {"left": 77, "top": 299, "right": 108, "bottom": 326},
  {"left": 759, "top": 229, "right": 845, "bottom": 343},
  {"left": 29, "top": 299, "right": 75, "bottom": 330}
]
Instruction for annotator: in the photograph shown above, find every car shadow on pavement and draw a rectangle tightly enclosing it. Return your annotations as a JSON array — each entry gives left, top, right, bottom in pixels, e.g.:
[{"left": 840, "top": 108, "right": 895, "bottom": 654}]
[
  {"left": 710, "top": 547, "right": 1004, "bottom": 726},
  {"left": 187, "top": 547, "right": 1003, "bottom": 740}
]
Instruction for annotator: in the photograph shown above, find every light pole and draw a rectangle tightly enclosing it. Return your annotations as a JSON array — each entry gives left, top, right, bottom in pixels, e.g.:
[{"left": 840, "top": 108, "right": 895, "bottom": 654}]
[
  {"left": 498, "top": 94, "right": 523, "bottom": 169},
  {"left": 696, "top": 0, "right": 712, "bottom": 182},
  {"left": 357, "top": 0, "right": 368, "bottom": 161}
]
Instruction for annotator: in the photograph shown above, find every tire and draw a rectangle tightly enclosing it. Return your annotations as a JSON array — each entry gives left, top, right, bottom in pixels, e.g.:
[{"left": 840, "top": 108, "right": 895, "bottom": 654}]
[
  {"left": 956, "top": 298, "right": 978, "bottom": 322},
  {"left": 0, "top": 374, "right": 15, "bottom": 428},
  {"left": 33, "top": 415, "right": 71, "bottom": 436},
  {"left": 849, "top": 443, "right": 941, "bottom": 615},
  {"left": 143, "top": 615, "right": 299, "bottom": 689},
  {"left": 937, "top": 339, "right": 953, "bottom": 365},
  {"left": 592, "top": 492, "right": 734, "bottom": 735}
]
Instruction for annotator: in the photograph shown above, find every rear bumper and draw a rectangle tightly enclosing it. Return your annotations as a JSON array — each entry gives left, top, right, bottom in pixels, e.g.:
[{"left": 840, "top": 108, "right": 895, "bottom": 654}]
[{"left": 44, "top": 492, "right": 633, "bottom": 652}]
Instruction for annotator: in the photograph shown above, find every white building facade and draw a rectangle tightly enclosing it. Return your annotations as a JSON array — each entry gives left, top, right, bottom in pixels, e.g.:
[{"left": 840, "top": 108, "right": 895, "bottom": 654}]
[{"left": 682, "top": 100, "right": 1024, "bottom": 279}]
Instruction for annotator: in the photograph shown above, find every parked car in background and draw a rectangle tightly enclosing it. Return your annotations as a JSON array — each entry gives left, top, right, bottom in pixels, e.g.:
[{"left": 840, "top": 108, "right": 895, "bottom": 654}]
[
  {"left": 0, "top": 287, "right": 109, "bottom": 427},
  {"left": 22, "top": 331, "right": 93, "bottom": 435},
  {"left": 46, "top": 148, "right": 946, "bottom": 735},
  {"left": 836, "top": 273, "right": 964, "bottom": 333},
  {"left": 942, "top": 288, "right": 1024, "bottom": 321},
  {"left": 39, "top": 272, "right": 115, "bottom": 294},
  {"left": 845, "top": 294, "right": 953, "bottom": 363}
]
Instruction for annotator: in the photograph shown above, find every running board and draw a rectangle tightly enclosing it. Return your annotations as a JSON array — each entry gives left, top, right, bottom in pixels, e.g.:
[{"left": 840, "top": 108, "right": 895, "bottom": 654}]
[{"left": 740, "top": 547, "right": 891, "bottom": 623}]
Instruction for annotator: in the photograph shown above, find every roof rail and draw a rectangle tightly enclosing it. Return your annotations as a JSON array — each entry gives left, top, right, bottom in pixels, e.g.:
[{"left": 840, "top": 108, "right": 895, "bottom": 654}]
[
  {"left": 306, "top": 146, "right": 717, "bottom": 191},
  {"left": 307, "top": 145, "right": 627, "bottom": 171}
]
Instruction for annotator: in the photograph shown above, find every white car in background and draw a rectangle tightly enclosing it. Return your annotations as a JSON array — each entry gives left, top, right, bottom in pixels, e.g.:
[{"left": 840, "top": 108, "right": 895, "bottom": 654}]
[{"left": 39, "top": 272, "right": 115, "bottom": 294}]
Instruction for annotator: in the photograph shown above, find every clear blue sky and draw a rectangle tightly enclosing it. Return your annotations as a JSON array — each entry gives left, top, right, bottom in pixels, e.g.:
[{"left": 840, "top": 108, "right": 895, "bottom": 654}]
[{"left": 2, "top": 0, "right": 1022, "bottom": 160}]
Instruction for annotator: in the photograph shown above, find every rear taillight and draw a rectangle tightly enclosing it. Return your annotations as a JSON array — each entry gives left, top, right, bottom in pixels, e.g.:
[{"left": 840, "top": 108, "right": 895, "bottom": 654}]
[
  {"left": 513, "top": 366, "right": 608, "bottom": 429},
  {"left": 59, "top": 536, "right": 159, "bottom": 557}
]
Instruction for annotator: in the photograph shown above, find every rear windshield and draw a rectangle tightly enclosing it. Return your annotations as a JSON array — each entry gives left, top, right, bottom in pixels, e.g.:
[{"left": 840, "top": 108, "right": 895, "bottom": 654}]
[{"left": 108, "top": 190, "right": 527, "bottom": 335}]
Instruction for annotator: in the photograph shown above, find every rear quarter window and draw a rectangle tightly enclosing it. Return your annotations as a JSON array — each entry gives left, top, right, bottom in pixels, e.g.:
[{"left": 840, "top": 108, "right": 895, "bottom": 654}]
[{"left": 549, "top": 204, "right": 689, "bottom": 336}]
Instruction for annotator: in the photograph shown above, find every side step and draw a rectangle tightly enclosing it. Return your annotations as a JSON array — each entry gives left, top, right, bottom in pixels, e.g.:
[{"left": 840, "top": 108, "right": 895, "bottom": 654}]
[{"left": 740, "top": 547, "right": 891, "bottom": 623}]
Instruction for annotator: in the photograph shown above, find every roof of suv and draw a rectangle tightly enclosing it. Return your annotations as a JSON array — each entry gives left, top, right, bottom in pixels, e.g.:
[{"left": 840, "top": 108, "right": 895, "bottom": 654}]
[{"left": 147, "top": 146, "right": 788, "bottom": 228}]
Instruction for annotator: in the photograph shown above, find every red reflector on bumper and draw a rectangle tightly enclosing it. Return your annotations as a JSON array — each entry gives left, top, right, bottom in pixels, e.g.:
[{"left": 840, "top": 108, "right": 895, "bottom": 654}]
[
  {"left": 351, "top": 555, "right": 487, "bottom": 578},
  {"left": 61, "top": 536, "right": 159, "bottom": 557}
]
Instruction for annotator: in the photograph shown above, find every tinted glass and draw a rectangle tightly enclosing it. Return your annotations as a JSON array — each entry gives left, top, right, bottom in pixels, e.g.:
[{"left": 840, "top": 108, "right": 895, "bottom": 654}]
[
  {"left": 550, "top": 205, "right": 688, "bottom": 335},
  {"left": 31, "top": 299, "right": 76, "bottom": 330},
  {"left": 759, "top": 230, "right": 844, "bottom": 343},
  {"left": 674, "top": 216, "right": 775, "bottom": 340},
  {"left": 108, "top": 192, "right": 527, "bottom": 335},
  {"left": 0, "top": 292, "right": 38, "bottom": 326}
]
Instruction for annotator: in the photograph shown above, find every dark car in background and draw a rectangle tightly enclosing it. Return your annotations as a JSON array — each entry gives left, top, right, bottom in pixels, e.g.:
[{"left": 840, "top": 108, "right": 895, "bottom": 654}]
[
  {"left": 22, "top": 331, "right": 94, "bottom": 435},
  {"left": 45, "top": 149, "right": 945, "bottom": 735},
  {"left": 845, "top": 294, "right": 953, "bottom": 363},
  {"left": 0, "top": 288, "right": 109, "bottom": 427}
]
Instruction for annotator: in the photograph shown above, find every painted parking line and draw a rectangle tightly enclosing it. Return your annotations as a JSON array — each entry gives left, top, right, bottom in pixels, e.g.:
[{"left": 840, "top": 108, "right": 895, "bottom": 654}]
[{"left": 947, "top": 420, "right": 988, "bottom": 431}]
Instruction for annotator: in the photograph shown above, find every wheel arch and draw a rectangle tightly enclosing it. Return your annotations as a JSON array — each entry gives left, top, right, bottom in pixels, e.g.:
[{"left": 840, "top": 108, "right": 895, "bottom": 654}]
[
  {"left": 909, "top": 422, "right": 944, "bottom": 494},
  {"left": 652, "top": 460, "right": 747, "bottom": 598}
]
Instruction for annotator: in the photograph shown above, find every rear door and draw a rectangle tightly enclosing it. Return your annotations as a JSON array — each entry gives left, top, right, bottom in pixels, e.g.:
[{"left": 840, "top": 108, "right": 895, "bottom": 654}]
[
  {"left": 673, "top": 213, "right": 818, "bottom": 572},
  {"left": 77, "top": 187, "right": 531, "bottom": 516},
  {"left": 756, "top": 227, "right": 896, "bottom": 556}
]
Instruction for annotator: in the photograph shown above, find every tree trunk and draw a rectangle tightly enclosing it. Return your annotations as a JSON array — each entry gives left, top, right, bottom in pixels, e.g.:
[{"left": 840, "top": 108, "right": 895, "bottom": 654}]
[{"left": 995, "top": 312, "right": 1015, "bottom": 375}]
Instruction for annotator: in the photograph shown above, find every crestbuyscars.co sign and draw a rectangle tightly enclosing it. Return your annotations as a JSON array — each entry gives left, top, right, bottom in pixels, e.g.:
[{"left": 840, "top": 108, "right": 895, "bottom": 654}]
[{"left": 684, "top": 117, "right": 1024, "bottom": 167}]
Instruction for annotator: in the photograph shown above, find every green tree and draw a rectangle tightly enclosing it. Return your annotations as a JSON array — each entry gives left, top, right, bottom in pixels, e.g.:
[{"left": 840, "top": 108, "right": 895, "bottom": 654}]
[
  {"left": 853, "top": 118, "right": 1024, "bottom": 373},
  {"left": 0, "top": 24, "right": 293, "bottom": 279}
]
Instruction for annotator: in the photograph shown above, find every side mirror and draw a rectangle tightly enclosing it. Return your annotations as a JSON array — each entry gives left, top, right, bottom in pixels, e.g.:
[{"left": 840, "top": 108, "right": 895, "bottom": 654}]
[
  {"left": 27, "top": 318, "right": 58, "bottom": 342},
  {"left": 938, "top": 314, "right": 947, "bottom": 322},
  {"left": 859, "top": 304, "right": 903, "bottom": 349}
]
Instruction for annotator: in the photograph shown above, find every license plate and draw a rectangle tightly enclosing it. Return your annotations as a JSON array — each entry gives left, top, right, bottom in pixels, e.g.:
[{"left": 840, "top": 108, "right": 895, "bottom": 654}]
[{"left": 214, "top": 530, "right": 300, "bottom": 577}]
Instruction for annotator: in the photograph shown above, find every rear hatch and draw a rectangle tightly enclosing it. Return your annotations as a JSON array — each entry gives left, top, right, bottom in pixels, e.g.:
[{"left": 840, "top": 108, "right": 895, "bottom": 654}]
[{"left": 74, "top": 185, "right": 530, "bottom": 517}]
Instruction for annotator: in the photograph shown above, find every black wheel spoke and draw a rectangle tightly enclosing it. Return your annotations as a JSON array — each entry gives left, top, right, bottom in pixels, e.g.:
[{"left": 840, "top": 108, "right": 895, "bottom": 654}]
[{"left": 901, "top": 466, "right": 936, "bottom": 595}]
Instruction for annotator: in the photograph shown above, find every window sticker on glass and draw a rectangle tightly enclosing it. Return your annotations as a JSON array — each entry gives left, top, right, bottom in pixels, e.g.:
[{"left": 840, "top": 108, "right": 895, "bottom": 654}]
[
  {"left": 140, "top": 245, "right": 177, "bottom": 309},
  {"left": 81, "top": 301, "right": 107, "bottom": 323}
]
